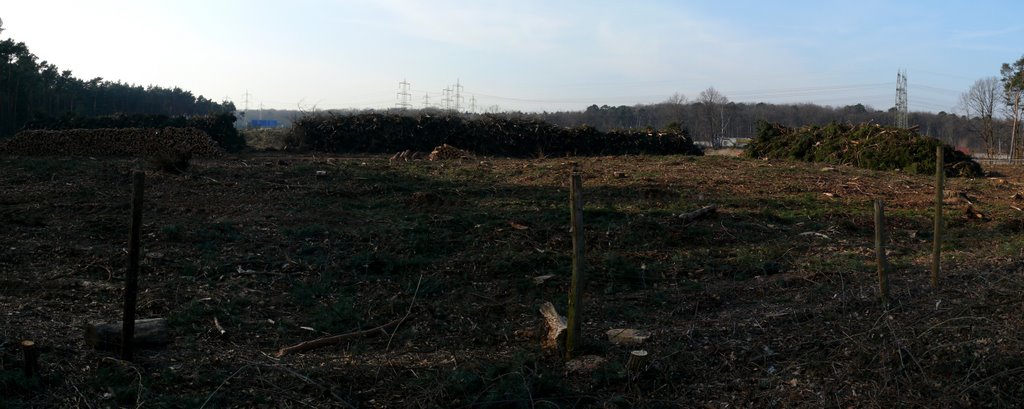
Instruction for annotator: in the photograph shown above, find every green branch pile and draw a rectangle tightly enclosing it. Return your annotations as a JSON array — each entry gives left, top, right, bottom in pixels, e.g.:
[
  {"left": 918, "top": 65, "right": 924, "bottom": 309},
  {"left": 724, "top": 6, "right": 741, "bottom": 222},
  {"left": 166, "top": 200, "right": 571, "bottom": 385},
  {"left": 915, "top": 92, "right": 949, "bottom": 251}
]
[{"left": 745, "top": 121, "right": 983, "bottom": 177}]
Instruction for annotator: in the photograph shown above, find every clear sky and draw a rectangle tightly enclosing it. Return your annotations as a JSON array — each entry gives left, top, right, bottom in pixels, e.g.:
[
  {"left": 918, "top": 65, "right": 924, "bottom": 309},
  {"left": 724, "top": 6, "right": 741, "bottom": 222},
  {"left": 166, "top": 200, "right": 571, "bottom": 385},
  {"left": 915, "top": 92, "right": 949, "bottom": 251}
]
[{"left": 3, "top": 1, "right": 1022, "bottom": 113}]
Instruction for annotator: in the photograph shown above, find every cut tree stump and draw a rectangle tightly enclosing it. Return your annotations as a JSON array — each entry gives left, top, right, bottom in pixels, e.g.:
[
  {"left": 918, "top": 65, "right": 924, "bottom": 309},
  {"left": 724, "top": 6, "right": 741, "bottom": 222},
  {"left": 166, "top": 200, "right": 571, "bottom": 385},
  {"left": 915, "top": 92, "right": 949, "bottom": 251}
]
[
  {"left": 84, "top": 318, "right": 168, "bottom": 351},
  {"left": 21, "top": 340, "right": 38, "bottom": 378},
  {"left": 626, "top": 349, "right": 649, "bottom": 373},
  {"left": 539, "top": 302, "right": 567, "bottom": 350}
]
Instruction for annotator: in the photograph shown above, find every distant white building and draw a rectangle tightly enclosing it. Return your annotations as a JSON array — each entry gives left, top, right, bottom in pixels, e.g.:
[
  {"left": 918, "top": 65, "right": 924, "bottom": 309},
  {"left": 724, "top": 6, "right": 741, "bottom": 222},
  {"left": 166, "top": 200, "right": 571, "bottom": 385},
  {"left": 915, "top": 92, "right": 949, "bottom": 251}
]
[
  {"left": 721, "top": 138, "right": 749, "bottom": 148},
  {"left": 695, "top": 138, "right": 748, "bottom": 149}
]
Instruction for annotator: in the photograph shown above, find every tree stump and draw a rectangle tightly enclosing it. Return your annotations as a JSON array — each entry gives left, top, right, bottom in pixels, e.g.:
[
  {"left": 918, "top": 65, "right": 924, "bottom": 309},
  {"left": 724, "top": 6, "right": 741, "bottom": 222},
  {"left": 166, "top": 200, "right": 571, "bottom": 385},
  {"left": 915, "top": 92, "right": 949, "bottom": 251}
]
[
  {"left": 21, "top": 340, "right": 38, "bottom": 378},
  {"left": 538, "top": 302, "right": 566, "bottom": 350},
  {"left": 626, "top": 349, "right": 649, "bottom": 373}
]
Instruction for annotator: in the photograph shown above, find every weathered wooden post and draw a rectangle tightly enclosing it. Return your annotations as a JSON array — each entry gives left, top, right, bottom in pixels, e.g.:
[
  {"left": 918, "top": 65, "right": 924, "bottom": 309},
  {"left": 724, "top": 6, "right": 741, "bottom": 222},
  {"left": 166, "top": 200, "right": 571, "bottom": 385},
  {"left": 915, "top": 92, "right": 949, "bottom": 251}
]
[
  {"left": 874, "top": 199, "right": 889, "bottom": 305},
  {"left": 566, "top": 163, "right": 585, "bottom": 359},
  {"left": 122, "top": 170, "right": 144, "bottom": 360},
  {"left": 932, "top": 146, "right": 943, "bottom": 288}
]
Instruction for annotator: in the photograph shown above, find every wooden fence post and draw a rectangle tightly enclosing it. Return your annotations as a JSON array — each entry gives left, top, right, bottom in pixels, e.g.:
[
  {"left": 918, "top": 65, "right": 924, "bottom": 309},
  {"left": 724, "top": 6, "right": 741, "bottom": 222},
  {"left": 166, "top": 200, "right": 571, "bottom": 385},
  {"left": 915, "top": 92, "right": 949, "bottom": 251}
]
[
  {"left": 932, "top": 147, "right": 943, "bottom": 288},
  {"left": 566, "top": 163, "right": 585, "bottom": 359},
  {"left": 122, "top": 170, "right": 144, "bottom": 361},
  {"left": 874, "top": 200, "right": 889, "bottom": 305}
]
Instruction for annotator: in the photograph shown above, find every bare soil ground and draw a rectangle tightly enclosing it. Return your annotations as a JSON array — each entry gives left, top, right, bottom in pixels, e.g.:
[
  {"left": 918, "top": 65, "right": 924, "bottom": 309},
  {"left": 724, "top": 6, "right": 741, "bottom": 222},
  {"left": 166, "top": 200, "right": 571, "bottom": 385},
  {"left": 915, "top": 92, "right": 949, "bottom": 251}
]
[{"left": 3, "top": 152, "right": 1024, "bottom": 408}]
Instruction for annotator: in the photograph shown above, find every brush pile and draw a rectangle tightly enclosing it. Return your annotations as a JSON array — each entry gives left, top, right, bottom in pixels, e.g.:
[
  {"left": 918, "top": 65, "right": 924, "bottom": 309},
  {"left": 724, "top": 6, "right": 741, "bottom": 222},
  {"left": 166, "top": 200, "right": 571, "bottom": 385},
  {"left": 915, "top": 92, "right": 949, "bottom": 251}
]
[
  {"left": 0, "top": 127, "right": 223, "bottom": 157},
  {"left": 746, "top": 121, "right": 983, "bottom": 177},
  {"left": 289, "top": 113, "right": 703, "bottom": 157}
]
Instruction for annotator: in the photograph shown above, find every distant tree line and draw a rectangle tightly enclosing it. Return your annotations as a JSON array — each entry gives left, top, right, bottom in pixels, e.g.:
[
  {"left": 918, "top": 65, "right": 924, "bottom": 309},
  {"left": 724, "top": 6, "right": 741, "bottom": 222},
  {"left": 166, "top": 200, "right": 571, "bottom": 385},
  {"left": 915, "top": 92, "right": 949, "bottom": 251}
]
[
  {"left": 532, "top": 94, "right": 984, "bottom": 152},
  {"left": 295, "top": 95, "right": 998, "bottom": 155},
  {"left": 340, "top": 101, "right": 978, "bottom": 152},
  {"left": 0, "top": 32, "right": 234, "bottom": 137},
  {"left": 532, "top": 59, "right": 1024, "bottom": 158},
  {"left": 263, "top": 79, "right": 1024, "bottom": 156}
]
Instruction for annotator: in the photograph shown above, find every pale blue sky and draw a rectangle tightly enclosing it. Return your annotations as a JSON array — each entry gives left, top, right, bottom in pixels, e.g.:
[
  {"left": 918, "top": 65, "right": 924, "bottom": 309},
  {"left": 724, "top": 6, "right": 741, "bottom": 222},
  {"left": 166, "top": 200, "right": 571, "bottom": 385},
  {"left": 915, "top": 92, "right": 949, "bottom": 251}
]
[{"left": 4, "top": 1, "right": 1022, "bottom": 113}]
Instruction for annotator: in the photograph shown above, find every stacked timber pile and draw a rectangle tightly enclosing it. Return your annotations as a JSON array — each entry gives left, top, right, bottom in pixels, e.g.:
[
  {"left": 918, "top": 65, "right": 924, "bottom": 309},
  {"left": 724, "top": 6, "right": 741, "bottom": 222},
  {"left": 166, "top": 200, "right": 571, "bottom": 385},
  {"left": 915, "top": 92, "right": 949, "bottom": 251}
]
[
  {"left": 745, "top": 121, "right": 983, "bottom": 177},
  {"left": 0, "top": 127, "right": 223, "bottom": 157},
  {"left": 24, "top": 112, "right": 244, "bottom": 152}
]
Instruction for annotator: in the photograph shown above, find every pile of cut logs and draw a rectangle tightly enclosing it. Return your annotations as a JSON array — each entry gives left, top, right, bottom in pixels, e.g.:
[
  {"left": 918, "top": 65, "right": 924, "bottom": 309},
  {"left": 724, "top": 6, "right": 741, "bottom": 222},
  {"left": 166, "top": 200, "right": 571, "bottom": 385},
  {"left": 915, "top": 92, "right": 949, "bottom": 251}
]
[{"left": 0, "top": 127, "right": 223, "bottom": 157}]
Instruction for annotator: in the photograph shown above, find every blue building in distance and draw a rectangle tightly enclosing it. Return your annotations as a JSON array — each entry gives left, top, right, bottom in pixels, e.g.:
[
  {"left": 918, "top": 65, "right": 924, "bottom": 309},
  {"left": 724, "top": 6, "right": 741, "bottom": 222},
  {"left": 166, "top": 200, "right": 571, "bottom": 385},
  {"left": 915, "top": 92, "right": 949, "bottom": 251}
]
[{"left": 248, "top": 119, "right": 279, "bottom": 128}]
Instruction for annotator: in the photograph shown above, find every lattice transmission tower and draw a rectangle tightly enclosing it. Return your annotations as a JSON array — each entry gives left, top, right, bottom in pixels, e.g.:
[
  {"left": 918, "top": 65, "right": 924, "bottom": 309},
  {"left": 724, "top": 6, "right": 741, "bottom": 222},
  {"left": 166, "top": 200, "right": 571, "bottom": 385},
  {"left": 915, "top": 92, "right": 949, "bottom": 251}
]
[
  {"left": 442, "top": 86, "right": 454, "bottom": 112},
  {"left": 396, "top": 80, "right": 412, "bottom": 110},
  {"left": 895, "top": 69, "right": 908, "bottom": 128},
  {"left": 453, "top": 79, "right": 464, "bottom": 112}
]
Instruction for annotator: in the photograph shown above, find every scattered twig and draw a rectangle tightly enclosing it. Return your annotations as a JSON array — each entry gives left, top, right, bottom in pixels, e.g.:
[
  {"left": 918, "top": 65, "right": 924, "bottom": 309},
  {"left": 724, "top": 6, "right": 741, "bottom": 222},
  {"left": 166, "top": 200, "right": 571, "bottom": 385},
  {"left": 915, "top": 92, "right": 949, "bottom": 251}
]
[
  {"left": 100, "top": 357, "right": 144, "bottom": 409},
  {"left": 386, "top": 274, "right": 423, "bottom": 352},
  {"left": 915, "top": 316, "right": 992, "bottom": 339},
  {"left": 70, "top": 383, "right": 95, "bottom": 409},
  {"left": 262, "top": 363, "right": 357, "bottom": 409},
  {"left": 957, "top": 366, "right": 1024, "bottom": 397},
  {"left": 275, "top": 316, "right": 407, "bottom": 358},
  {"left": 678, "top": 205, "right": 717, "bottom": 223},
  {"left": 213, "top": 317, "right": 226, "bottom": 337},
  {"left": 199, "top": 364, "right": 253, "bottom": 409}
]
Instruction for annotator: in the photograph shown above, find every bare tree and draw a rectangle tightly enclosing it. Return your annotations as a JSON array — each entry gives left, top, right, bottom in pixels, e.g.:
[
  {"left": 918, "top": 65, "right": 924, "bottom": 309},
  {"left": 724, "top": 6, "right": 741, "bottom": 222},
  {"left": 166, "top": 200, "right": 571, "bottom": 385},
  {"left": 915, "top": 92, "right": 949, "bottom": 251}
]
[
  {"left": 959, "top": 77, "right": 1001, "bottom": 158},
  {"left": 662, "top": 92, "right": 688, "bottom": 132},
  {"left": 697, "top": 87, "right": 729, "bottom": 147},
  {"left": 665, "top": 92, "right": 688, "bottom": 105},
  {"left": 1001, "top": 56, "right": 1024, "bottom": 163}
]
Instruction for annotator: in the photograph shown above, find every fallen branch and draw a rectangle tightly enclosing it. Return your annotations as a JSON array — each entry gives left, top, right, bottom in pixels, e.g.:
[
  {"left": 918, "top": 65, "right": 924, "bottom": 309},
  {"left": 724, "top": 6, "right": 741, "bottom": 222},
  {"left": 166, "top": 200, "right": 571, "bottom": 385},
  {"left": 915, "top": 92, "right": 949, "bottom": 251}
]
[
  {"left": 276, "top": 277, "right": 422, "bottom": 358},
  {"left": 678, "top": 205, "right": 717, "bottom": 222},
  {"left": 84, "top": 318, "right": 168, "bottom": 350},
  {"left": 275, "top": 317, "right": 406, "bottom": 358}
]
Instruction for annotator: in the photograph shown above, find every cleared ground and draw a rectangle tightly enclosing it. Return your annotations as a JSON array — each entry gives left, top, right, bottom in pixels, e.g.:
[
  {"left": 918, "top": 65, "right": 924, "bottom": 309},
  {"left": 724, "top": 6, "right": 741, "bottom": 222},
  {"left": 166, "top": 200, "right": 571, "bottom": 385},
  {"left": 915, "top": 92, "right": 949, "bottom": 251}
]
[{"left": 3, "top": 152, "right": 1024, "bottom": 407}]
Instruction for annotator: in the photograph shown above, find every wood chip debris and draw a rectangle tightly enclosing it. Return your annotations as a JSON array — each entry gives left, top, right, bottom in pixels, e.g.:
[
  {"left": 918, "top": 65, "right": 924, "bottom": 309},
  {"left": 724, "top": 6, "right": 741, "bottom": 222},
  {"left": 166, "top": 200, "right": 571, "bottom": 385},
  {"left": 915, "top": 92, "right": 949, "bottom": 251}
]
[{"left": 606, "top": 328, "right": 650, "bottom": 345}]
